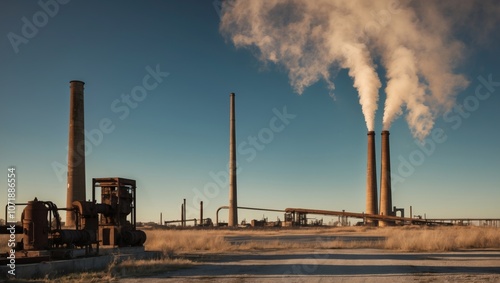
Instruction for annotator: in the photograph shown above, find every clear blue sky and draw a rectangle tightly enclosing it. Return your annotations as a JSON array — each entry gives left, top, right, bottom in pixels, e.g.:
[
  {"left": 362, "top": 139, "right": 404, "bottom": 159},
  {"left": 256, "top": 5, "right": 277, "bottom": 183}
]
[{"left": 1, "top": 1, "right": 499, "bottom": 224}]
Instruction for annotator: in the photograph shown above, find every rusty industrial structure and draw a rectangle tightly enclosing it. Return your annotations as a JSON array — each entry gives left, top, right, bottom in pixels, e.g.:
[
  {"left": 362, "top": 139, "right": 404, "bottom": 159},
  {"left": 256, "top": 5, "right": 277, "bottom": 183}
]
[
  {"left": 366, "top": 131, "right": 378, "bottom": 224},
  {"left": 15, "top": 177, "right": 146, "bottom": 257},
  {"left": 66, "top": 80, "right": 86, "bottom": 227},
  {"left": 228, "top": 93, "right": 238, "bottom": 227},
  {"left": 91, "top": 177, "right": 145, "bottom": 246},
  {"left": 164, "top": 200, "right": 212, "bottom": 227}
]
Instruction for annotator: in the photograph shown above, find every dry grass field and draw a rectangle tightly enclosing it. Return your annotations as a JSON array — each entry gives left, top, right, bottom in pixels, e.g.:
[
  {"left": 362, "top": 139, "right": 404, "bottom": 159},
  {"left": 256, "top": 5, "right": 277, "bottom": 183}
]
[
  {"left": 2, "top": 225, "right": 499, "bottom": 281},
  {"left": 383, "top": 225, "right": 500, "bottom": 251},
  {"left": 144, "top": 225, "right": 500, "bottom": 255}
]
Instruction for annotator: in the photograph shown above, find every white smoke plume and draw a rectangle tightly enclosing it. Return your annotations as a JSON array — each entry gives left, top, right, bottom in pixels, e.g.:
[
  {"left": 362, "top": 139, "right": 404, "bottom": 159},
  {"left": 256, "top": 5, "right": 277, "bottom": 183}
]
[
  {"left": 219, "top": 0, "right": 497, "bottom": 139},
  {"left": 220, "top": 0, "right": 381, "bottom": 131}
]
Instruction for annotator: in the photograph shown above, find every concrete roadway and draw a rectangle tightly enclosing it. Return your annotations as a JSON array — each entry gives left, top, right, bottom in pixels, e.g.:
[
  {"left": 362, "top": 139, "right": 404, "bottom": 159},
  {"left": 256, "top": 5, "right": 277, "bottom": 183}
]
[{"left": 121, "top": 233, "right": 500, "bottom": 283}]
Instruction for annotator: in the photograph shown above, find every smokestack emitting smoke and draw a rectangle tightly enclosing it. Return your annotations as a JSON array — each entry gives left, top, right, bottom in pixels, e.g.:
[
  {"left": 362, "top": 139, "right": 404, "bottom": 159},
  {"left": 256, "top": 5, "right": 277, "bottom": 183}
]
[
  {"left": 379, "top": 130, "right": 392, "bottom": 226},
  {"left": 219, "top": 0, "right": 479, "bottom": 139},
  {"left": 366, "top": 131, "right": 377, "bottom": 219},
  {"left": 66, "top": 80, "right": 86, "bottom": 227},
  {"left": 228, "top": 92, "right": 238, "bottom": 227}
]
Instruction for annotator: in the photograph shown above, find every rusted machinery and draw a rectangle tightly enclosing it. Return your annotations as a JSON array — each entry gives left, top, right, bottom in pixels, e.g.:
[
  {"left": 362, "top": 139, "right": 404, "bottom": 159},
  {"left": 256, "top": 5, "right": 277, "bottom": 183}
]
[
  {"left": 90, "top": 177, "right": 146, "bottom": 247},
  {"left": 12, "top": 197, "right": 98, "bottom": 255},
  {"left": 21, "top": 198, "right": 52, "bottom": 250},
  {"left": 11, "top": 177, "right": 146, "bottom": 258}
]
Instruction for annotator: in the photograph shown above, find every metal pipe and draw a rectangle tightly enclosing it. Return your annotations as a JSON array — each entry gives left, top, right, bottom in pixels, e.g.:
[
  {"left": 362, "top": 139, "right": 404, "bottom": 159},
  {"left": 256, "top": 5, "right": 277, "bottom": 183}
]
[
  {"left": 121, "top": 230, "right": 146, "bottom": 246},
  {"left": 238, "top": 206, "right": 285, "bottom": 213},
  {"left": 164, "top": 218, "right": 198, "bottom": 225},
  {"left": 66, "top": 80, "right": 86, "bottom": 227},
  {"left": 285, "top": 207, "right": 451, "bottom": 225},
  {"left": 228, "top": 93, "right": 238, "bottom": 227},
  {"left": 54, "top": 229, "right": 92, "bottom": 246}
]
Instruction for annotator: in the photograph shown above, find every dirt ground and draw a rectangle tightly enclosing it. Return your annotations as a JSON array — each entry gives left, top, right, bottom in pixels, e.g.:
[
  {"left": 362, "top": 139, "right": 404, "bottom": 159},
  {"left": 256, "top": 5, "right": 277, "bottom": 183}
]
[{"left": 121, "top": 248, "right": 500, "bottom": 282}]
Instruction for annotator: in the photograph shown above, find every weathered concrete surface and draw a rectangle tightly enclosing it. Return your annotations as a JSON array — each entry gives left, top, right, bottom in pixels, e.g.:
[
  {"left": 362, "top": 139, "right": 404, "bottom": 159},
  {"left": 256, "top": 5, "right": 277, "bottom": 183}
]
[
  {"left": 0, "top": 250, "right": 161, "bottom": 280},
  {"left": 121, "top": 249, "right": 500, "bottom": 283}
]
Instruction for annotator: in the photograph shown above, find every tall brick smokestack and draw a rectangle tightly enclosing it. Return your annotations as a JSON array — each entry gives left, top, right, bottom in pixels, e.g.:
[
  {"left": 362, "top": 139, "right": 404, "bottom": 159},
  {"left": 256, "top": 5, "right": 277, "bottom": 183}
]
[
  {"left": 66, "top": 80, "right": 86, "bottom": 227},
  {"left": 366, "top": 131, "right": 378, "bottom": 222},
  {"left": 379, "top": 130, "right": 393, "bottom": 226},
  {"left": 228, "top": 93, "right": 238, "bottom": 227}
]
